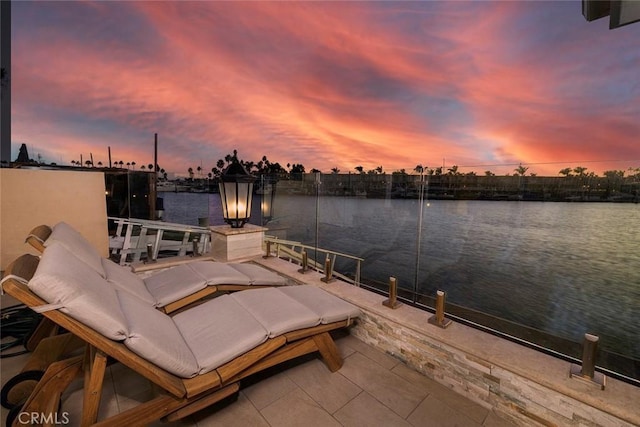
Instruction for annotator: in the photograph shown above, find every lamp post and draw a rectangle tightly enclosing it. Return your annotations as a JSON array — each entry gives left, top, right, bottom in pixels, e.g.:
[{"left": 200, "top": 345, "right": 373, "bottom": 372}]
[{"left": 219, "top": 160, "right": 255, "bottom": 228}]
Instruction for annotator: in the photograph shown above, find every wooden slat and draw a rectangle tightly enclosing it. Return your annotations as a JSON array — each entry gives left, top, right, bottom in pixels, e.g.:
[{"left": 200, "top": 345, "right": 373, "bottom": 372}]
[
  {"left": 284, "top": 320, "right": 349, "bottom": 342},
  {"left": 162, "top": 287, "right": 219, "bottom": 314},
  {"left": 215, "top": 336, "right": 287, "bottom": 384},
  {"left": 226, "top": 338, "right": 319, "bottom": 383},
  {"left": 91, "top": 394, "right": 188, "bottom": 427},
  {"left": 164, "top": 383, "right": 240, "bottom": 422}
]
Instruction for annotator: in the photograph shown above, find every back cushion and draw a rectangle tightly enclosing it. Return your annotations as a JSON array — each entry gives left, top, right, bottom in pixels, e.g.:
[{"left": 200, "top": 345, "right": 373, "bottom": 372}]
[
  {"left": 119, "top": 291, "right": 199, "bottom": 378},
  {"left": 44, "top": 222, "right": 106, "bottom": 278},
  {"left": 29, "top": 242, "right": 128, "bottom": 340},
  {"left": 101, "top": 259, "right": 157, "bottom": 306}
]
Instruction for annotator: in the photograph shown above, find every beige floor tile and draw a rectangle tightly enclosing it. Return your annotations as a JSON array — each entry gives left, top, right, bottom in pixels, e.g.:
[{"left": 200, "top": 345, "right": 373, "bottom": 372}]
[
  {"left": 334, "top": 391, "right": 413, "bottom": 427},
  {"left": 286, "top": 358, "right": 362, "bottom": 414},
  {"left": 339, "top": 335, "right": 400, "bottom": 370},
  {"left": 260, "top": 387, "right": 342, "bottom": 427},
  {"left": 243, "top": 370, "right": 299, "bottom": 410},
  {"left": 339, "top": 352, "right": 427, "bottom": 418},
  {"left": 392, "top": 363, "right": 489, "bottom": 424},
  {"left": 407, "top": 395, "right": 483, "bottom": 427},
  {"left": 191, "top": 392, "right": 269, "bottom": 427}
]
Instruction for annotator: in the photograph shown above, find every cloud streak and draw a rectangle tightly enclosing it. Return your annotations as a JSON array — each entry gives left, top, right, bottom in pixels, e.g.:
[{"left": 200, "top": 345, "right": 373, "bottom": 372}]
[{"left": 11, "top": 1, "right": 640, "bottom": 176}]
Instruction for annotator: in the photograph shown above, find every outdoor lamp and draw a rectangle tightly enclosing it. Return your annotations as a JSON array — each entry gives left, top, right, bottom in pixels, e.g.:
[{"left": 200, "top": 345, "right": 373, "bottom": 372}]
[
  {"left": 219, "top": 160, "right": 255, "bottom": 228},
  {"left": 261, "top": 177, "right": 277, "bottom": 224}
]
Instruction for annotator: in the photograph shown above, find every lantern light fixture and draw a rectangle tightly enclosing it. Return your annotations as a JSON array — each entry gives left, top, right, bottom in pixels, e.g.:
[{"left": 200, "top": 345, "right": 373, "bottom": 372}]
[
  {"left": 260, "top": 176, "right": 277, "bottom": 224},
  {"left": 219, "top": 160, "right": 255, "bottom": 228}
]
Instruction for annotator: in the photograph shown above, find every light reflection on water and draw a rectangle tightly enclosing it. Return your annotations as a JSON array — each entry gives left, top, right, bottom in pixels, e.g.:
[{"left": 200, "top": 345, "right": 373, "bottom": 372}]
[{"left": 161, "top": 192, "right": 640, "bottom": 361}]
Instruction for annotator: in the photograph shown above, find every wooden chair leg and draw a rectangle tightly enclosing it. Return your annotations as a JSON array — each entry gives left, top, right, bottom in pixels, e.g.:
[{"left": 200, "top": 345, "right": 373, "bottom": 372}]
[
  {"left": 25, "top": 318, "right": 59, "bottom": 352},
  {"left": 81, "top": 347, "right": 108, "bottom": 426},
  {"left": 17, "top": 356, "right": 83, "bottom": 426},
  {"left": 312, "top": 332, "right": 343, "bottom": 372}
]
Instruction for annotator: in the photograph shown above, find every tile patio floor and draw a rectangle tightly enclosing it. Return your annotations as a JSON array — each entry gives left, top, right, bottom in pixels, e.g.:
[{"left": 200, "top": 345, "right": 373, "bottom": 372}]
[{"left": 1, "top": 332, "right": 517, "bottom": 427}]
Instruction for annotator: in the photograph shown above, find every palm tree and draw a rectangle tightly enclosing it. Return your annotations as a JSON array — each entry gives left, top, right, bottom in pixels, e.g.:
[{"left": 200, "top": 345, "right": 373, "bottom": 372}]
[
  {"left": 573, "top": 166, "right": 588, "bottom": 177},
  {"left": 559, "top": 168, "right": 572, "bottom": 177},
  {"left": 414, "top": 165, "right": 424, "bottom": 174},
  {"left": 331, "top": 167, "right": 340, "bottom": 174},
  {"left": 354, "top": 166, "right": 364, "bottom": 174},
  {"left": 131, "top": 161, "right": 136, "bottom": 170},
  {"left": 514, "top": 164, "right": 529, "bottom": 176}
]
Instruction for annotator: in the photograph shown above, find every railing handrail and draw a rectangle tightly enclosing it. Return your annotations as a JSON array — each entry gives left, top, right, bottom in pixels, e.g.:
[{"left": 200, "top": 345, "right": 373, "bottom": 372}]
[
  {"left": 264, "top": 235, "right": 362, "bottom": 286},
  {"left": 263, "top": 236, "right": 364, "bottom": 262}
]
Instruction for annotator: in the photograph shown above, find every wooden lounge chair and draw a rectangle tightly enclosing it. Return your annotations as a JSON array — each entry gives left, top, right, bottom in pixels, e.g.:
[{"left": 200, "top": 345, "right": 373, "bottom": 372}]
[
  {"left": 25, "top": 222, "right": 286, "bottom": 314},
  {"left": 1, "top": 245, "right": 360, "bottom": 426}
]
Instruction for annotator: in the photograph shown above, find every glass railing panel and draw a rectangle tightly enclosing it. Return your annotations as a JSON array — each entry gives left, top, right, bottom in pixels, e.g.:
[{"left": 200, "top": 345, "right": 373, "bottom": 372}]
[{"left": 276, "top": 172, "right": 639, "bottom": 383}]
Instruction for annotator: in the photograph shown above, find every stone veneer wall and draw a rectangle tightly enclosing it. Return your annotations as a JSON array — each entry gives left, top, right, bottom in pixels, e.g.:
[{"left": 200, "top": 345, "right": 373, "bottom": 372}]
[{"left": 350, "top": 310, "right": 636, "bottom": 427}]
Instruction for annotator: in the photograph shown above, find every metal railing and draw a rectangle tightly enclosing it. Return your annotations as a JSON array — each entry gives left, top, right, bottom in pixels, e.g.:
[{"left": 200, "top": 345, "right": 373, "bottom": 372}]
[{"left": 263, "top": 235, "right": 363, "bottom": 286}]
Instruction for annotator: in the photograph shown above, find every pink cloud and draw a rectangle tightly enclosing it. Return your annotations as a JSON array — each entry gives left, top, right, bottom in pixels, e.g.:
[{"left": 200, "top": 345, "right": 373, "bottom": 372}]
[{"left": 11, "top": 2, "right": 640, "bottom": 176}]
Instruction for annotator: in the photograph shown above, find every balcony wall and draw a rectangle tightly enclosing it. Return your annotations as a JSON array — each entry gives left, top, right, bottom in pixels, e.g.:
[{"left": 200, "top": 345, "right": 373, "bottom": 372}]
[{"left": 256, "top": 256, "right": 640, "bottom": 427}]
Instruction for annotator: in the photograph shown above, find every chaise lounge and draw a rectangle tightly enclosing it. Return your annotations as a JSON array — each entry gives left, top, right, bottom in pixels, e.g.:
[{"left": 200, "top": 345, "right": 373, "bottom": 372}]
[
  {"left": 2, "top": 242, "right": 360, "bottom": 426},
  {"left": 26, "top": 222, "right": 286, "bottom": 313}
]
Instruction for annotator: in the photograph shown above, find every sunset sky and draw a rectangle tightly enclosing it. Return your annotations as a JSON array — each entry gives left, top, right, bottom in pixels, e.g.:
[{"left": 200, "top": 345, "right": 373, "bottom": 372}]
[{"left": 11, "top": 1, "right": 640, "bottom": 176}]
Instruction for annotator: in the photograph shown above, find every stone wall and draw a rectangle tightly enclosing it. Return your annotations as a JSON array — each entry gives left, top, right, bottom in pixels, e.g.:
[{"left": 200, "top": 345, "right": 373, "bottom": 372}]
[{"left": 350, "top": 310, "right": 636, "bottom": 427}]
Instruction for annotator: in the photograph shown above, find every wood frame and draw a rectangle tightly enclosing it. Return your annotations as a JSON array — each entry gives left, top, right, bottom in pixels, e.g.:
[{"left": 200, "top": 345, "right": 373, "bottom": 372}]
[{"left": 3, "top": 254, "right": 352, "bottom": 426}]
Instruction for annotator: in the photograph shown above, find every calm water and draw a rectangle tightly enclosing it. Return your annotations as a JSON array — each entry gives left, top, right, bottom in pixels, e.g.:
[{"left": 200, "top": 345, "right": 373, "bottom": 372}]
[{"left": 161, "top": 192, "right": 640, "bottom": 363}]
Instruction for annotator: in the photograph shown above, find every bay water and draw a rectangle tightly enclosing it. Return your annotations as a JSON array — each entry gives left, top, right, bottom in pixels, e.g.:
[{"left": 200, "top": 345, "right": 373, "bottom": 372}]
[{"left": 160, "top": 192, "right": 640, "bottom": 366}]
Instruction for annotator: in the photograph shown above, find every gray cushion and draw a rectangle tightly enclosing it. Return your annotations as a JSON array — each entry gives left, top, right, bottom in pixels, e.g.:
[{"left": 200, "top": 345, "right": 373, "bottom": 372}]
[
  {"left": 102, "top": 258, "right": 157, "bottom": 306},
  {"left": 45, "top": 222, "right": 106, "bottom": 278},
  {"left": 173, "top": 295, "right": 268, "bottom": 374},
  {"left": 29, "top": 242, "right": 128, "bottom": 340},
  {"left": 230, "top": 288, "right": 320, "bottom": 338},
  {"left": 229, "top": 263, "right": 286, "bottom": 286},
  {"left": 278, "top": 285, "right": 361, "bottom": 324},
  {"left": 187, "top": 261, "right": 251, "bottom": 286},
  {"left": 119, "top": 291, "right": 199, "bottom": 378},
  {"left": 143, "top": 264, "right": 208, "bottom": 307}
]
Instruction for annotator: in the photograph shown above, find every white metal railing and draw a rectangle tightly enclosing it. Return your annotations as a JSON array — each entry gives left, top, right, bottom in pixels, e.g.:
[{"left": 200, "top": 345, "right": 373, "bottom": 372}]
[
  {"left": 263, "top": 235, "right": 363, "bottom": 286},
  {"left": 108, "top": 217, "right": 211, "bottom": 265}
]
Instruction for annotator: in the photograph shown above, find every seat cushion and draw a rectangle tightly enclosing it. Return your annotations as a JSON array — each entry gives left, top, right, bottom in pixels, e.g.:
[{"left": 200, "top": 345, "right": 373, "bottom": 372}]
[
  {"left": 102, "top": 259, "right": 157, "bottom": 306},
  {"left": 44, "top": 222, "right": 106, "bottom": 277},
  {"left": 230, "top": 287, "right": 320, "bottom": 338},
  {"left": 29, "top": 242, "right": 128, "bottom": 340},
  {"left": 229, "top": 263, "right": 286, "bottom": 286},
  {"left": 143, "top": 264, "right": 208, "bottom": 307},
  {"left": 173, "top": 295, "right": 269, "bottom": 374},
  {"left": 186, "top": 261, "right": 251, "bottom": 286},
  {"left": 278, "top": 285, "right": 361, "bottom": 324},
  {"left": 119, "top": 292, "right": 199, "bottom": 378}
]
